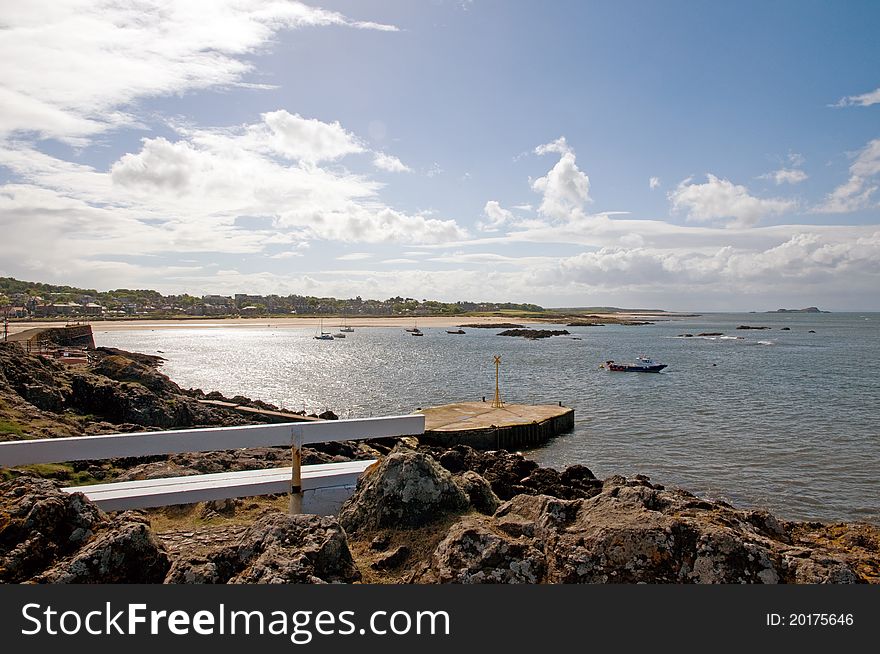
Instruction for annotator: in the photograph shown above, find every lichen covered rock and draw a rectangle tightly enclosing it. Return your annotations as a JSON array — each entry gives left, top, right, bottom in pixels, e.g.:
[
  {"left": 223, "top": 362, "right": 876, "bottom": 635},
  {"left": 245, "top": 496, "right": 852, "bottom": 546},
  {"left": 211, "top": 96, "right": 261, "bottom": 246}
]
[{"left": 339, "top": 450, "right": 470, "bottom": 533}]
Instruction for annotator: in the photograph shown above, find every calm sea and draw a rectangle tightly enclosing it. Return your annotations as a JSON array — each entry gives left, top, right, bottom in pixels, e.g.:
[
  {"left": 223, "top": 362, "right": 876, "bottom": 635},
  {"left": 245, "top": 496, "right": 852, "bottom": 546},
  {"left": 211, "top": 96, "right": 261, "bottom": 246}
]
[{"left": 95, "top": 312, "right": 880, "bottom": 524}]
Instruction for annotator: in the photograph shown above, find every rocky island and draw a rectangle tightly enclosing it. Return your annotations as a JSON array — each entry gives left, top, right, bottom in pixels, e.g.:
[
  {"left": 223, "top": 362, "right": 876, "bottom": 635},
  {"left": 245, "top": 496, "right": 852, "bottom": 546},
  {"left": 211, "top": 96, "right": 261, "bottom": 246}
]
[{"left": 0, "top": 341, "right": 877, "bottom": 584}]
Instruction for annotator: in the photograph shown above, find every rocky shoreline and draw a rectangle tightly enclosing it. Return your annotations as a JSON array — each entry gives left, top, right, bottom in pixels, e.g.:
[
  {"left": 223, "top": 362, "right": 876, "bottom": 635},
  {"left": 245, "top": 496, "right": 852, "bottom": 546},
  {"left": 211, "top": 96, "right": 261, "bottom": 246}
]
[{"left": 1, "top": 342, "right": 877, "bottom": 584}]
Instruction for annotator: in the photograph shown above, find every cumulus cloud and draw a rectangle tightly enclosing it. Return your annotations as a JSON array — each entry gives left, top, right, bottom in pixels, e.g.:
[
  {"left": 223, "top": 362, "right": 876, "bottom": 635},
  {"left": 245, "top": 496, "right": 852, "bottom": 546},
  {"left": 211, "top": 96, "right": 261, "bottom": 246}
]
[
  {"left": 534, "top": 136, "right": 572, "bottom": 156},
  {"left": 373, "top": 152, "right": 412, "bottom": 173},
  {"left": 814, "top": 138, "right": 880, "bottom": 213},
  {"left": 832, "top": 86, "right": 880, "bottom": 108},
  {"left": 649, "top": 177, "right": 661, "bottom": 190},
  {"left": 0, "top": 0, "right": 398, "bottom": 144},
  {"left": 532, "top": 138, "right": 591, "bottom": 220},
  {"left": 254, "top": 111, "right": 364, "bottom": 162},
  {"left": 761, "top": 169, "right": 808, "bottom": 185},
  {"left": 669, "top": 174, "right": 797, "bottom": 227},
  {"left": 479, "top": 201, "right": 514, "bottom": 231}
]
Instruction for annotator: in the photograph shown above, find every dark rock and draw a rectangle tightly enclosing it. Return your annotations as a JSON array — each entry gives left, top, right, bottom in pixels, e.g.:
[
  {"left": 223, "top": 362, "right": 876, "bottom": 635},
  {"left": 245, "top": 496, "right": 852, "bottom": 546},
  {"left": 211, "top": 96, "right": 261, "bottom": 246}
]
[
  {"left": 438, "top": 449, "right": 465, "bottom": 473},
  {"left": 420, "top": 479, "right": 864, "bottom": 584},
  {"left": 318, "top": 410, "right": 339, "bottom": 420},
  {"left": 370, "top": 534, "right": 391, "bottom": 551},
  {"left": 165, "top": 513, "right": 361, "bottom": 584},
  {"left": 0, "top": 476, "right": 170, "bottom": 584},
  {"left": 697, "top": 332, "right": 723, "bottom": 337},
  {"left": 338, "top": 450, "right": 470, "bottom": 533},
  {"left": 0, "top": 476, "right": 106, "bottom": 582},
  {"left": 455, "top": 471, "right": 501, "bottom": 515},
  {"left": 781, "top": 327, "right": 791, "bottom": 331},
  {"left": 497, "top": 329, "right": 570, "bottom": 340},
  {"left": 37, "top": 519, "right": 170, "bottom": 583},
  {"left": 371, "top": 545, "right": 411, "bottom": 570},
  {"left": 736, "top": 325, "right": 771, "bottom": 330},
  {"left": 425, "top": 519, "right": 545, "bottom": 583}
]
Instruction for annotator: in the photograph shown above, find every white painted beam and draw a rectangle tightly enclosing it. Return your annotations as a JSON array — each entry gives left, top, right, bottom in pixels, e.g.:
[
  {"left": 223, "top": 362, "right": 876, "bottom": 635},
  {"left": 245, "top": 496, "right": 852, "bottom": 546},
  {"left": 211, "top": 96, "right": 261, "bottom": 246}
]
[
  {"left": 62, "top": 459, "right": 377, "bottom": 512},
  {"left": 0, "top": 414, "right": 424, "bottom": 467}
]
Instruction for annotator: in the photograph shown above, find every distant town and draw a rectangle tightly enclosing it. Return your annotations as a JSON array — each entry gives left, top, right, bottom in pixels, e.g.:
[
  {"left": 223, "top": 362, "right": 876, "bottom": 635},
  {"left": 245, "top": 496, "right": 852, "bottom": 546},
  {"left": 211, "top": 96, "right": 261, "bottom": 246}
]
[{"left": 0, "top": 277, "right": 544, "bottom": 320}]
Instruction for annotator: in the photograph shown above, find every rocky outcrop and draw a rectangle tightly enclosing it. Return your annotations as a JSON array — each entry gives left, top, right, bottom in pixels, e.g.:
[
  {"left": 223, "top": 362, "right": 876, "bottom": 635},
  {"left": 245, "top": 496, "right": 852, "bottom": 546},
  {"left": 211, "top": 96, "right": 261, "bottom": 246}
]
[
  {"left": 339, "top": 450, "right": 470, "bottom": 534},
  {"left": 425, "top": 445, "right": 604, "bottom": 501},
  {"left": 498, "top": 329, "right": 570, "bottom": 339},
  {"left": 0, "top": 476, "right": 169, "bottom": 583},
  {"left": 164, "top": 513, "right": 360, "bottom": 584},
  {"left": 414, "top": 478, "right": 865, "bottom": 584},
  {"left": 37, "top": 515, "right": 170, "bottom": 583}
]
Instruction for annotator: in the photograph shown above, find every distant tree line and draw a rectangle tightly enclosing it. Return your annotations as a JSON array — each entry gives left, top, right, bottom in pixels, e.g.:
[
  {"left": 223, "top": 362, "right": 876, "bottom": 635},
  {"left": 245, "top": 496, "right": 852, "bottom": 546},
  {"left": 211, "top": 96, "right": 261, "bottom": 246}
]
[{"left": 0, "top": 277, "right": 543, "bottom": 318}]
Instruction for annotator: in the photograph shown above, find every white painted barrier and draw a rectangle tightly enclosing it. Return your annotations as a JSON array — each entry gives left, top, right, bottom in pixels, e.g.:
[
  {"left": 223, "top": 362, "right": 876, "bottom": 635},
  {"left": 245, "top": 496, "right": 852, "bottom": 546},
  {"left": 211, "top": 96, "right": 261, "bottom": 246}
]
[{"left": 0, "top": 415, "right": 423, "bottom": 514}]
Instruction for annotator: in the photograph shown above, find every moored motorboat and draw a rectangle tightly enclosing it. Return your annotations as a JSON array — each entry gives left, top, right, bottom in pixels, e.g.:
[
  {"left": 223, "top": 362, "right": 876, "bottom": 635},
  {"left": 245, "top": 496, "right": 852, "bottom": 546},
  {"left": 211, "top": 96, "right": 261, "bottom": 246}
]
[
  {"left": 602, "top": 356, "right": 667, "bottom": 372},
  {"left": 446, "top": 329, "right": 466, "bottom": 334}
]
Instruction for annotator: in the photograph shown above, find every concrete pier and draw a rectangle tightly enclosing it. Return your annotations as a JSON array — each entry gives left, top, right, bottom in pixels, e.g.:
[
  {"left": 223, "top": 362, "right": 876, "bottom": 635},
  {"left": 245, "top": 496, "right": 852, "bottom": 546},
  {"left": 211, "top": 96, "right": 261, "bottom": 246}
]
[{"left": 418, "top": 401, "right": 574, "bottom": 450}]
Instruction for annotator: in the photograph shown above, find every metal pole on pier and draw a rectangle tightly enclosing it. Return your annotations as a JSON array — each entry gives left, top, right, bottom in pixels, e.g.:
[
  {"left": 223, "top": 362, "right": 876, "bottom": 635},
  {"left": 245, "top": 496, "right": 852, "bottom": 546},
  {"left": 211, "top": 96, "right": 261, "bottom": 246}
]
[
  {"left": 492, "top": 355, "right": 504, "bottom": 408},
  {"left": 289, "top": 425, "right": 304, "bottom": 514}
]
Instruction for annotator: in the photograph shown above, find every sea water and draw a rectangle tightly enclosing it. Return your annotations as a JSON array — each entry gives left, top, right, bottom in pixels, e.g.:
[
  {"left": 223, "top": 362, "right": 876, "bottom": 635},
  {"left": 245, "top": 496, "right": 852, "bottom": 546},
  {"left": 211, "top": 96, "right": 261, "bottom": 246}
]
[{"left": 96, "top": 312, "right": 880, "bottom": 524}]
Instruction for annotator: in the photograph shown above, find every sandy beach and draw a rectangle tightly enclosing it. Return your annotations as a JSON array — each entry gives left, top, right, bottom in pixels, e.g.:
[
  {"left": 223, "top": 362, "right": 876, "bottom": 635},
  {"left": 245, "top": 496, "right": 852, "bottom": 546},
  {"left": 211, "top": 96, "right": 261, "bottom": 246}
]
[
  {"left": 4, "top": 311, "right": 688, "bottom": 336},
  {"left": 5, "top": 315, "right": 548, "bottom": 335}
]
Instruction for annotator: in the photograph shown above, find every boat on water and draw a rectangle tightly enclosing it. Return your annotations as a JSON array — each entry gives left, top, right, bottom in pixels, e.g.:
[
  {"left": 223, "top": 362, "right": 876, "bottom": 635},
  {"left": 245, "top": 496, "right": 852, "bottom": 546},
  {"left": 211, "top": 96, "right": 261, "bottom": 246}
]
[
  {"left": 314, "top": 320, "right": 334, "bottom": 340},
  {"left": 339, "top": 316, "right": 354, "bottom": 332},
  {"left": 333, "top": 333, "right": 346, "bottom": 339},
  {"left": 411, "top": 329, "right": 424, "bottom": 336},
  {"left": 603, "top": 356, "right": 667, "bottom": 372},
  {"left": 446, "top": 329, "right": 466, "bottom": 334}
]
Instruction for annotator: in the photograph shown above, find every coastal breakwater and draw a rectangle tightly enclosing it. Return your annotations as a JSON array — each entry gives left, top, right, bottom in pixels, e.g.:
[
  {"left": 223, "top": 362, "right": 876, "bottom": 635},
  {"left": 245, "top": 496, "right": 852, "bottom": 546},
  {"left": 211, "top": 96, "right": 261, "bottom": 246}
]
[
  {"left": 7, "top": 324, "right": 95, "bottom": 350},
  {"left": 419, "top": 402, "right": 574, "bottom": 450}
]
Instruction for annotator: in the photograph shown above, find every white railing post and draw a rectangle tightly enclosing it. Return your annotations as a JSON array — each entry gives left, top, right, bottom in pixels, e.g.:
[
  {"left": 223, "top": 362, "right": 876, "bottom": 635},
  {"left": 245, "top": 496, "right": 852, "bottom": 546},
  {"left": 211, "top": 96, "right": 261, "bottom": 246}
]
[{"left": 289, "top": 424, "right": 304, "bottom": 514}]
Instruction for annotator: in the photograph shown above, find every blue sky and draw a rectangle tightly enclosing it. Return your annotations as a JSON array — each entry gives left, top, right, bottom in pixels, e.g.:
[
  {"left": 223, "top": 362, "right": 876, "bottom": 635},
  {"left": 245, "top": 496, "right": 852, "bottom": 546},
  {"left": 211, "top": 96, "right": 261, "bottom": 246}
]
[{"left": 1, "top": 0, "right": 879, "bottom": 310}]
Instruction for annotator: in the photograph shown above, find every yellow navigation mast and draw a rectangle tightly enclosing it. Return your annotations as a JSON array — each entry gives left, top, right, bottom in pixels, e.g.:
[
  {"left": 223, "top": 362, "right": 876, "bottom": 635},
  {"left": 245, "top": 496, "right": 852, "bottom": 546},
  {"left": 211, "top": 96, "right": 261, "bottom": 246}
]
[{"left": 492, "top": 355, "right": 504, "bottom": 408}]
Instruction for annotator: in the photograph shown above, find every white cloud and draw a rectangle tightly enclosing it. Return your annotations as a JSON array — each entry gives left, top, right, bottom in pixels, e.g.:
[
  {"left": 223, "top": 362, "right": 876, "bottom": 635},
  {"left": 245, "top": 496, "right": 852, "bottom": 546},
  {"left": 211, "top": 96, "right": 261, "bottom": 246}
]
[
  {"left": 649, "top": 177, "right": 661, "bottom": 190},
  {"left": 336, "top": 253, "right": 373, "bottom": 261},
  {"left": 814, "top": 138, "right": 880, "bottom": 213},
  {"left": 832, "top": 87, "right": 880, "bottom": 108},
  {"left": 270, "top": 251, "right": 304, "bottom": 259},
  {"left": 253, "top": 111, "right": 364, "bottom": 162},
  {"left": 479, "top": 201, "right": 514, "bottom": 231},
  {"left": 373, "top": 152, "right": 412, "bottom": 173},
  {"left": 669, "top": 174, "right": 797, "bottom": 227},
  {"left": 512, "top": 204, "right": 533, "bottom": 211},
  {"left": 381, "top": 258, "right": 418, "bottom": 264},
  {"left": 0, "top": 1, "right": 397, "bottom": 144},
  {"left": 534, "top": 136, "right": 572, "bottom": 156},
  {"left": 532, "top": 138, "right": 591, "bottom": 220},
  {"left": 762, "top": 168, "right": 809, "bottom": 185}
]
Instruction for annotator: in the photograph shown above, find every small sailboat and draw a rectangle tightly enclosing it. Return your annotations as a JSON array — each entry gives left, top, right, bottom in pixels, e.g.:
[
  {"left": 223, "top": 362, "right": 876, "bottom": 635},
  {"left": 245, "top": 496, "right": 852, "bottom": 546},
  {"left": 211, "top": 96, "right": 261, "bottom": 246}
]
[
  {"left": 340, "top": 315, "right": 354, "bottom": 333},
  {"left": 314, "top": 319, "right": 333, "bottom": 340},
  {"left": 405, "top": 320, "right": 420, "bottom": 333}
]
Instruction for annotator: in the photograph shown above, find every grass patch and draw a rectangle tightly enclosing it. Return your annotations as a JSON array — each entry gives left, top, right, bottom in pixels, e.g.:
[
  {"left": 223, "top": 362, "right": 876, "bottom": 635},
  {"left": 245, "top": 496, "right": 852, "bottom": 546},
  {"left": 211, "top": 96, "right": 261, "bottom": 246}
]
[{"left": 0, "top": 419, "right": 25, "bottom": 436}]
